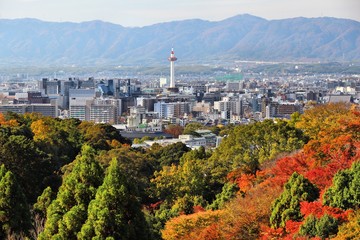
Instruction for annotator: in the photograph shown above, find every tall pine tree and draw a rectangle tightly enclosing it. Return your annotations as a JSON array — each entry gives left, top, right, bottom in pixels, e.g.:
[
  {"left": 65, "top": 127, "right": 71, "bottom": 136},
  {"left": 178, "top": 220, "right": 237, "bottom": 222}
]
[
  {"left": 0, "top": 164, "right": 31, "bottom": 238},
  {"left": 39, "top": 145, "right": 104, "bottom": 239},
  {"left": 78, "top": 157, "right": 149, "bottom": 240}
]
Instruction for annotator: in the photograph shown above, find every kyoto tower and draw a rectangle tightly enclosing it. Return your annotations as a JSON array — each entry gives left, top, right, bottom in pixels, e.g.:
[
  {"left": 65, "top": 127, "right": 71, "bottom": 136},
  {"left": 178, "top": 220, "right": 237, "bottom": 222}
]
[{"left": 168, "top": 48, "right": 178, "bottom": 93}]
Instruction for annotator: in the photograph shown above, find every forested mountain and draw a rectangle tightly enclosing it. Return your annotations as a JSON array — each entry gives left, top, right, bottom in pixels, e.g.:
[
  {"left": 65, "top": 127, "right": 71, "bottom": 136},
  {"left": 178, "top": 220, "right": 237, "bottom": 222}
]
[
  {"left": 0, "top": 103, "right": 359, "bottom": 239},
  {"left": 0, "top": 14, "right": 359, "bottom": 65}
]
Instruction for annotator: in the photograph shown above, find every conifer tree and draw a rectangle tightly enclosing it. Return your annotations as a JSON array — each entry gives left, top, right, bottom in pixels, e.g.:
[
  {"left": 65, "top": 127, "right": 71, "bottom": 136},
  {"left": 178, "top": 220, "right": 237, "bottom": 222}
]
[
  {"left": 39, "top": 145, "right": 103, "bottom": 239},
  {"left": 33, "top": 186, "right": 55, "bottom": 219},
  {"left": 78, "top": 157, "right": 149, "bottom": 240},
  {"left": 323, "top": 161, "right": 360, "bottom": 210},
  {"left": 270, "top": 172, "right": 319, "bottom": 228},
  {"left": 0, "top": 164, "right": 31, "bottom": 238}
]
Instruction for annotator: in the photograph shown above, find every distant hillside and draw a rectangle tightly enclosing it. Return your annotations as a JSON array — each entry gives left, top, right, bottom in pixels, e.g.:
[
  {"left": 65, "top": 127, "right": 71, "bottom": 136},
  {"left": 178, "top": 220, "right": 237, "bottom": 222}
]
[{"left": 0, "top": 14, "right": 359, "bottom": 65}]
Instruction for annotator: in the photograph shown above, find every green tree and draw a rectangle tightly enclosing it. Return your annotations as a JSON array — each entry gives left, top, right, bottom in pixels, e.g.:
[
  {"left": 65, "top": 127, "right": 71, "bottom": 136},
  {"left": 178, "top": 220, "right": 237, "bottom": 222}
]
[
  {"left": 152, "top": 157, "right": 208, "bottom": 204},
  {"left": 0, "top": 164, "right": 31, "bottom": 238},
  {"left": 78, "top": 122, "right": 130, "bottom": 150},
  {"left": 183, "top": 122, "right": 204, "bottom": 135},
  {"left": 32, "top": 186, "right": 55, "bottom": 239},
  {"left": 151, "top": 142, "right": 190, "bottom": 167},
  {"left": 0, "top": 131, "right": 51, "bottom": 203},
  {"left": 31, "top": 117, "right": 82, "bottom": 168},
  {"left": 270, "top": 172, "right": 319, "bottom": 228},
  {"left": 33, "top": 186, "right": 55, "bottom": 219},
  {"left": 208, "top": 182, "right": 239, "bottom": 210},
  {"left": 298, "top": 214, "right": 317, "bottom": 238},
  {"left": 98, "top": 147, "right": 157, "bottom": 204},
  {"left": 316, "top": 214, "right": 339, "bottom": 239},
  {"left": 39, "top": 146, "right": 104, "bottom": 240},
  {"left": 299, "top": 214, "right": 339, "bottom": 239},
  {"left": 78, "top": 158, "right": 149, "bottom": 240},
  {"left": 323, "top": 161, "right": 360, "bottom": 210},
  {"left": 208, "top": 120, "right": 307, "bottom": 183}
]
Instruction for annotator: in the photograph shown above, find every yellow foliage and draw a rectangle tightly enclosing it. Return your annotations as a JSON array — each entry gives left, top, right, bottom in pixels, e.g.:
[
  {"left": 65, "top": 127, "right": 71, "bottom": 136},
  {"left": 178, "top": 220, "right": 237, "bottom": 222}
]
[
  {"left": 296, "top": 102, "right": 353, "bottom": 141},
  {"left": 333, "top": 210, "right": 360, "bottom": 240},
  {"left": 161, "top": 210, "right": 224, "bottom": 240},
  {"left": 31, "top": 119, "right": 52, "bottom": 143}
]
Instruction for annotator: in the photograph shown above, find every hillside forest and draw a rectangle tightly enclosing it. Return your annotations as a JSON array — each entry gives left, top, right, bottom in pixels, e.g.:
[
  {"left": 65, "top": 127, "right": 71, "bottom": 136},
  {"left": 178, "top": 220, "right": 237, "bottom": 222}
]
[{"left": 0, "top": 102, "right": 359, "bottom": 239}]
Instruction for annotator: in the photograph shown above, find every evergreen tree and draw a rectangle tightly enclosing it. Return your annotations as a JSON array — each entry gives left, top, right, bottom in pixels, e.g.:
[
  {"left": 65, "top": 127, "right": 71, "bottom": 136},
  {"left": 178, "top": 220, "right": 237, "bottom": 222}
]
[
  {"left": 323, "top": 161, "right": 360, "bottom": 210},
  {"left": 299, "top": 214, "right": 339, "bottom": 239},
  {"left": 270, "top": 172, "right": 319, "bottom": 228},
  {"left": 39, "top": 145, "right": 103, "bottom": 239},
  {"left": 316, "top": 214, "right": 339, "bottom": 239},
  {"left": 0, "top": 164, "right": 31, "bottom": 238},
  {"left": 208, "top": 182, "right": 239, "bottom": 210},
  {"left": 78, "top": 157, "right": 149, "bottom": 240},
  {"left": 298, "top": 214, "right": 317, "bottom": 238},
  {"left": 33, "top": 186, "right": 55, "bottom": 219},
  {"left": 0, "top": 131, "right": 51, "bottom": 203}
]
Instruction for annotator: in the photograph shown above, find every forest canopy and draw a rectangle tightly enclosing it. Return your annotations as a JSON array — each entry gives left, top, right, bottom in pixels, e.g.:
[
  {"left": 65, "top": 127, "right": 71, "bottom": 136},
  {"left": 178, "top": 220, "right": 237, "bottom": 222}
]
[{"left": 0, "top": 103, "right": 358, "bottom": 239}]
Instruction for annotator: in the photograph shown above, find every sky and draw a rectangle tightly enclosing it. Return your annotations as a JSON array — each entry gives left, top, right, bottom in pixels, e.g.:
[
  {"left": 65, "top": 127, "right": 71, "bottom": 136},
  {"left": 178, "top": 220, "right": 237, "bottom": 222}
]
[{"left": 0, "top": 0, "right": 359, "bottom": 27}]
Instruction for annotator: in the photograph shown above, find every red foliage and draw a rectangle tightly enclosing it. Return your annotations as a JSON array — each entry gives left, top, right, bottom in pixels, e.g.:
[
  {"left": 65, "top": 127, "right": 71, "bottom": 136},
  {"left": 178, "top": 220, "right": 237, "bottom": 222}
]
[
  {"left": 268, "top": 153, "right": 311, "bottom": 186},
  {"left": 226, "top": 168, "right": 244, "bottom": 182},
  {"left": 193, "top": 205, "right": 205, "bottom": 213},
  {"left": 285, "top": 220, "right": 302, "bottom": 235},
  {"left": 300, "top": 201, "right": 350, "bottom": 222},
  {"left": 300, "top": 201, "right": 324, "bottom": 218},
  {"left": 259, "top": 224, "right": 285, "bottom": 239},
  {"left": 146, "top": 201, "right": 163, "bottom": 211}
]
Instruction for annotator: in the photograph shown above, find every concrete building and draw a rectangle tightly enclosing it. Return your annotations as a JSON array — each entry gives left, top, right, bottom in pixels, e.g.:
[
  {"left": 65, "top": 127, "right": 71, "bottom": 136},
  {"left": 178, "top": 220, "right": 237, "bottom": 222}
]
[
  {"left": 88, "top": 99, "right": 122, "bottom": 124},
  {"left": 69, "top": 89, "right": 98, "bottom": 120},
  {"left": 0, "top": 100, "right": 58, "bottom": 117}
]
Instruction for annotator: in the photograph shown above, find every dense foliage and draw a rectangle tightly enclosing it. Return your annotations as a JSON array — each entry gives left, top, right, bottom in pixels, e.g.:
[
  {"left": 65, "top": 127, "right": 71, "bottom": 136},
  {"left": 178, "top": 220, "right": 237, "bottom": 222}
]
[
  {"left": 323, "top": 161, "right": 360, "bottom": 210},
  {"left": 0, "top": 103, "right": 359, "bottom": 239},
  {"left": 270, "top": 172, "right": 319, "bottom": 228}
]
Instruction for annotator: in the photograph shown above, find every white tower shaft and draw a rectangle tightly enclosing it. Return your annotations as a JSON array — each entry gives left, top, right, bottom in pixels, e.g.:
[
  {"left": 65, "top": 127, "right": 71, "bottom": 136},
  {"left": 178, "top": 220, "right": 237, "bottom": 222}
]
[
  {"left": 170, "top": 61, "right": 175, "bottom": 88},
  {"left": 168, "top": 48, "right": 177, "bottom": 88}
]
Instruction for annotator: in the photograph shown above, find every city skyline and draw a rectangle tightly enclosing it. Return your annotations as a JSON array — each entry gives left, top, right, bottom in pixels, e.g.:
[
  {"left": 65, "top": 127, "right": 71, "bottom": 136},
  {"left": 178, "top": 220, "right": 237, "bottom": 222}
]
[{"left": 0, "top": 0, "right": 359, "bottom": 27}]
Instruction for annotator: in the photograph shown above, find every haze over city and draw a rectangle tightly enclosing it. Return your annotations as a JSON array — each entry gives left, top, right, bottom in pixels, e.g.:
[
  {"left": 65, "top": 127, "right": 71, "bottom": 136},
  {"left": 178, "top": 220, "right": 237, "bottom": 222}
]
[{"left": 0, "top": 0, "right": 359, "bottom": 26}]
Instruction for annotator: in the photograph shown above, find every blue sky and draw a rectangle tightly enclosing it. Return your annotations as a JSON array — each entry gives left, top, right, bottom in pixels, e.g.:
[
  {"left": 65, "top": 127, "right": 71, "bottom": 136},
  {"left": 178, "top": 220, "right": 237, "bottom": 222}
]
[{"left": 0, "top": 0, "right": 359, "bottom": 26}]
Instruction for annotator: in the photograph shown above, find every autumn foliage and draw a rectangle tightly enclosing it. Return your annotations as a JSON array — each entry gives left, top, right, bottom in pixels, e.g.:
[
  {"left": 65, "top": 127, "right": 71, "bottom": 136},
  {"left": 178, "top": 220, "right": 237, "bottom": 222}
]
[
  {"left": 162, "top": 103, "right": 360, "bottom": 239},
  {"left": 0, "top": 103, "right": 359, "bottom": 239}
]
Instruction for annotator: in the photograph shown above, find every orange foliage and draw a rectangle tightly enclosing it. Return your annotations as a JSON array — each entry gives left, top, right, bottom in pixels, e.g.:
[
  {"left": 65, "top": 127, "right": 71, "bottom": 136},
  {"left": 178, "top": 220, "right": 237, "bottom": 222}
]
[
  {"left": 193, "top": 205, "right": 205, "bottom": 213},
  {"left": 195, "top": 223, "right": 221, "bottom": 240},
  {"left": 236, "top": 173, "right": 256, "bottom": 193},
  {"left": 0, "top": 113, "right": 19, "bottom": 127},
  {"left": 218, "top": 183, "right": 282, "bottom": 239}
]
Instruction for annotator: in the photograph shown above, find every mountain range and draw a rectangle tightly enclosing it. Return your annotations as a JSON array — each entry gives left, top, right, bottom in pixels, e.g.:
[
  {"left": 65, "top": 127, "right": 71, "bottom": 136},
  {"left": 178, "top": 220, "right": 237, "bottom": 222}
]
[{"left": 0, "top": 14, "right": 359, "bottom": 66}]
